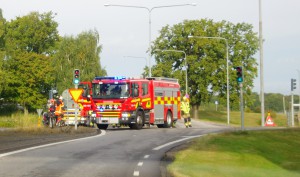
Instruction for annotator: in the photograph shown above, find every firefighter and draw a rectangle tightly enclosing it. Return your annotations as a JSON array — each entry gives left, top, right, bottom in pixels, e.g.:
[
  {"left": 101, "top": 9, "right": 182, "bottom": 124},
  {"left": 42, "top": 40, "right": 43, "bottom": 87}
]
[
  {"left": 55, "top": 95, "right": 64, "bottom": 125},
  {"left": 181, "top": 95, "right": 192, "bottom": 128}
]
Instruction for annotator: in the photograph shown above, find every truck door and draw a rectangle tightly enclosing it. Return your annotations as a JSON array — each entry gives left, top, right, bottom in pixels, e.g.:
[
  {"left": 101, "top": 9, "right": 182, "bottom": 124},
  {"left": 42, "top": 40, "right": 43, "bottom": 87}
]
[{"left": 131, "top": 82, "right": 139, "bottom": 98}]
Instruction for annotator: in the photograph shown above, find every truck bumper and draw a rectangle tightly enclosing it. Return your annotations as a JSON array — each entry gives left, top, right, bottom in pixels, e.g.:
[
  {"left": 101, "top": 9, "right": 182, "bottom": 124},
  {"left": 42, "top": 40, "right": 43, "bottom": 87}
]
[{"left": 96, "top": 112, "right": 136, "bottom": 125}]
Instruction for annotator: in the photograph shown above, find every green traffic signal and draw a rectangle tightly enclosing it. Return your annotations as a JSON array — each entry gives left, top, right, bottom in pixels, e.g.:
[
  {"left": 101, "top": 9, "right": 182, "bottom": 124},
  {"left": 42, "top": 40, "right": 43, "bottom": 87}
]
[
  {"left": 73, "top": 69, "right": 80, "bottom": 84},
  {"left": 236, "top": 66, "right": 243, "bottom": 83}
]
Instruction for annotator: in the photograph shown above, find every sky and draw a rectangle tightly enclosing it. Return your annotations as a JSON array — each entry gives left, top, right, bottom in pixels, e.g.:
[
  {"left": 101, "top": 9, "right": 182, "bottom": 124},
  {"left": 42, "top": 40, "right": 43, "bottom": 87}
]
[{"left": 1, "top": 0, "right": 300, "bottom": 95}]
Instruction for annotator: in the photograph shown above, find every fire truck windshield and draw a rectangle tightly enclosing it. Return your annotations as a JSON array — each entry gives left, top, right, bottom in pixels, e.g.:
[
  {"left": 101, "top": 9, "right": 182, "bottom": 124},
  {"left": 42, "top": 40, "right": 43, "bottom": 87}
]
[{"left": 92, "top": 83, "right": 129, "bottom": 99}]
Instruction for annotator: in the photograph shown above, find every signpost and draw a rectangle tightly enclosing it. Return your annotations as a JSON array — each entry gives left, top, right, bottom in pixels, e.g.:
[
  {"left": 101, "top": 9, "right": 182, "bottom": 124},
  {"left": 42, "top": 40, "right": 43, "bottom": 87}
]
[
  {"left": 36, "top": 109, "right": 43, "bottom": 127},
  {"left": 69, "top": 88, "right": 83, "bottom": 130}
]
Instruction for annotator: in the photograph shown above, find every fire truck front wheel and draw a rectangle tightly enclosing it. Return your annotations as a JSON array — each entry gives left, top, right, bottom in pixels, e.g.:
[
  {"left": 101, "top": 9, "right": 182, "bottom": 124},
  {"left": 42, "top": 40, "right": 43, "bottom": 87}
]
[
  {"left": 132, "top": 111, "right": 144, "bottom": 130},
  {"left": 97, "top": 124, "right": 108, "bottom": 130}
]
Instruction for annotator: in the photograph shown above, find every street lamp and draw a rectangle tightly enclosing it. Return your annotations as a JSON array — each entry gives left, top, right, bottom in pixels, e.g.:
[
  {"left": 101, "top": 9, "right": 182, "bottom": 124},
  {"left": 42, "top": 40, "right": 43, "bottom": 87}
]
[
  {"left": 104, "top": 3, "right": 197, "bottom": 77},
  {"left": 154, "top": 49, "right": 188, "bottom": 95},
  {"left": 188, "top": 35, "right": 230, "bottom": 125},
  {"left": 259, "top": 0, "right": 265, "bottom": 127}
]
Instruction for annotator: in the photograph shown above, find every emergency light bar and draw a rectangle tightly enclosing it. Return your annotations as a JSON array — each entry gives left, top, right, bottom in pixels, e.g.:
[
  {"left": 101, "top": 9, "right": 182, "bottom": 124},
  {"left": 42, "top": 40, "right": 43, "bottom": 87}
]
[{"left": 94, "top": 76, "right": 126, "bottom": 81}]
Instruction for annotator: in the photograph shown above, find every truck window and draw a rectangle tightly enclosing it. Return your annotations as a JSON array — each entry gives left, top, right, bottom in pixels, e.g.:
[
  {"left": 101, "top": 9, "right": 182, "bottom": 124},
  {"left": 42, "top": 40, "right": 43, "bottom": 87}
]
[
  {"left": 142, "top": 83, "right": 149, "bottom": 96},
  {"left": 92, "top": 83, "right": 129, "bottom": 99},
  {"left": 131, "top": 83, "right": 139, "bottom": 97}
]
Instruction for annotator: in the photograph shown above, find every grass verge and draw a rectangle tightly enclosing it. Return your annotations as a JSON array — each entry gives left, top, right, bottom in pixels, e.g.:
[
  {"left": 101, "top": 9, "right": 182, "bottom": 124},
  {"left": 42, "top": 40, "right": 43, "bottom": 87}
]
[
  {"left": 167, "top": 128, "right": 300, "bottom": 177},
  {"left": 0, "top": 113, "right": 40, "bottom": 128},
  {"left": 198, "top": 110, "right": 290, "bottom": 127}
]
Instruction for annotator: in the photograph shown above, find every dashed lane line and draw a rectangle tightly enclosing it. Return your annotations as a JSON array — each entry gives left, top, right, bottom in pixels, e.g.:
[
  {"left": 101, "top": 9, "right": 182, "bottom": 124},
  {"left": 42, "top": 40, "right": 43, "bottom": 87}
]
[{"left": 152, "top": 135, "right": 204, "bottom": 151}]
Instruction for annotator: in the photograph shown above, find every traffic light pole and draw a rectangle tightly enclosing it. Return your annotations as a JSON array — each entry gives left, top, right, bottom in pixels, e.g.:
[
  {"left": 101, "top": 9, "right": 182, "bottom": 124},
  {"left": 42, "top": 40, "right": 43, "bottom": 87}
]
[
  {"left": 291, "top": 78, "right": 297, "bottom": 127},
  {"left": 240, "top": 83, "right": 244, "bottom": 130},
  {"left": 291, "top": 93, "right": 294, "bottom": 127}
]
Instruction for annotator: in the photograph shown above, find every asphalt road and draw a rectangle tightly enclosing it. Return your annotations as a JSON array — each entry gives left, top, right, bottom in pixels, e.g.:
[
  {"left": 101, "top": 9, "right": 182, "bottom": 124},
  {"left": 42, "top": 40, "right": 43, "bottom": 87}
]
[{"left": 0, "top": 119, "right": 232, "bottom": 177}]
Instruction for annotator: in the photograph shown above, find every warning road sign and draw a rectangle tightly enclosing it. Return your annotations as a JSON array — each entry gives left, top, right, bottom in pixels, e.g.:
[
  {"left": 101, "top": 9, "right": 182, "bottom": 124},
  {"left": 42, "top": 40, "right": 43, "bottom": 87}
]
[
  {"left": 265, "top": 112, "right": 276, "bottom": 127},
  {"left": 69, "top": 88, "right": 83, "bottom": 102}
]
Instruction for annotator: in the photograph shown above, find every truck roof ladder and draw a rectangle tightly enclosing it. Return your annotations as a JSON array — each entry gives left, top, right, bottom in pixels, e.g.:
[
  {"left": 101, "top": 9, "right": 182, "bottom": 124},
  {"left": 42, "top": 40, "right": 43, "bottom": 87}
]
[{"left": 146, "top": 77, "right": 178, "bottom": 83}]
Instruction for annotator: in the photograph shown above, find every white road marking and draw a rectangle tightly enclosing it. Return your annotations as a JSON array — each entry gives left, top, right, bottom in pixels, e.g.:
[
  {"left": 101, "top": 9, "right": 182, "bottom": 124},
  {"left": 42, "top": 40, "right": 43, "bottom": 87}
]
[
  {"left": 133, "top": 171, "right": 139, "bottom": 176},
  {"left": 0, "top": 130, "right": 106, "bottom": 158},
  {"left": 152, "top": 135, "right": 204, "bottom": 151},
  {"left": 144, "top": 155, "right": 150, "bottom": 159},
  {"left": 137, "top": 162, "right": 143, "bottom": 166}
]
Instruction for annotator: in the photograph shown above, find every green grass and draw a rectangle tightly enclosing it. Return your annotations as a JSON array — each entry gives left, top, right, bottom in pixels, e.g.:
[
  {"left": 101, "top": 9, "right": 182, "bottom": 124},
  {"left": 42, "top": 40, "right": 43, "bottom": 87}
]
[
  {"left": 0, "top": 113, "right": 41, "bottom": 128},
  {"left": 198, "top": 110, "right": 290, "bottom": 127},
  {"left": 168, "top": 129, "right": 300, "bottom": 177}
]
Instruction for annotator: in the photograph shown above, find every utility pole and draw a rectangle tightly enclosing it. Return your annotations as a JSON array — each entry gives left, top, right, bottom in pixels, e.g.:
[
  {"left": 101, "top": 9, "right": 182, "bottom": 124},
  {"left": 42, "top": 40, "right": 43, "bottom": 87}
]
[
  {"left": 259, "top": 0, "right": 265, "bottom": 127},
  {"left": 240, "top": 83, "right": 244, "bottom": 130}
]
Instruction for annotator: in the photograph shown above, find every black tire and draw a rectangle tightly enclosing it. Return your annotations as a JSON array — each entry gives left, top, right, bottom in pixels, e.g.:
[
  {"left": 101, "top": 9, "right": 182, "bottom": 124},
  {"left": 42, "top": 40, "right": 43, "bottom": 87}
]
[
  {"left": 164, "top": 111, "right": 173, "bottom": 128},
  {"left": 157, "top": 124, "right": 164, "bottom": 128},
  {"left": 133, "top": 111, "right": 144, "bottom": 130},
  {"left": 86, "top": 117, "right": 91, "bottom": 127},
  {"left": 97, "top": 124, "right": 108, "bottom": 130}
]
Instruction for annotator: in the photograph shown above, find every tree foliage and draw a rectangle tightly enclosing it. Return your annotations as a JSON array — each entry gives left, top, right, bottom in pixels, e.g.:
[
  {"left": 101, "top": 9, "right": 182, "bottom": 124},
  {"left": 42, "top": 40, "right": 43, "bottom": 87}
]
[
  {"left": 151, "top": 19, "right": 259, "bottom": 109},
  {"left": 2, "top": 11, "right": 59, "bottom": 112},
  {"left": 5, "top": 11, "right": 59, "bottom": 55},
  {"left": 0, "top": 11, "right": 106, "bottom": 113},
  {"left": 0, "top": 9, "right": 6, "bottom": 94},
  {"left": 52, "top": 30, "right": 107, "bottom": 93}
]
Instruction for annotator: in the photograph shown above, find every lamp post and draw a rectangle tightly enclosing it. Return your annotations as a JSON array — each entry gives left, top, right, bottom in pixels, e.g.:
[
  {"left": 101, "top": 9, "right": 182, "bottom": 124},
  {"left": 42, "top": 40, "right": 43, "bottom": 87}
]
[
  {"left": 188, "top": 35, "right": 230, "bottom": 125},
  {"left": 104, "top": 3, "right": 196, "bottom": 77},
  {"left": 259, "top": 0, "right": 265, "bottom": 127},
  {"left": 154, "top": 49, "right": 188, "bottom": 95}
]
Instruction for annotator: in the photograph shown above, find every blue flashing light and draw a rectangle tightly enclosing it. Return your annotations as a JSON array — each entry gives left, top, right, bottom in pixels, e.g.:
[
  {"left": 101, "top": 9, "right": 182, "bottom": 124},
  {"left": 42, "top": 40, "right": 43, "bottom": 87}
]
[
  {"left": 114, "top": 76, "right": 126, "bottom": 80},
  {"left": 95, "top": 76, "right": 126, "bottom": 81}
]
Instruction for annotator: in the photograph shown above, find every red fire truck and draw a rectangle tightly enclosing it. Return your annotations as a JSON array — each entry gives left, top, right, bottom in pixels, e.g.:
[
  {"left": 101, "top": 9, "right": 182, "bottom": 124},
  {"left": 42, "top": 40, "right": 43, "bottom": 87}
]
[{"left": 91, "top": 76, "right": 181, "bottom": 130}]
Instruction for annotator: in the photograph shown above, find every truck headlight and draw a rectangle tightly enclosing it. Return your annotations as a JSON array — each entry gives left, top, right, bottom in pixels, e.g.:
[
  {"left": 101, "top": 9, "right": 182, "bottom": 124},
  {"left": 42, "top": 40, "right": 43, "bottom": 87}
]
[{"left": 122, "top": 112, "right": 131, "bottom": 118}]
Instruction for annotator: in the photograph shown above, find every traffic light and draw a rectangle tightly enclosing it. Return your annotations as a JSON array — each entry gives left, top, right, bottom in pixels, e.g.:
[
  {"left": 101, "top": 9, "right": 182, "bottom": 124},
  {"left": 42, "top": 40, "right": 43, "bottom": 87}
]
[
  {"left": 235, "top": 66, "right": 243, "bottom": 83},
  {"left": 291, "top": 78, "right": 296, "bottom": 91},
  {"left": 73, "top": 69, "right": 80, "bottom": 85}
]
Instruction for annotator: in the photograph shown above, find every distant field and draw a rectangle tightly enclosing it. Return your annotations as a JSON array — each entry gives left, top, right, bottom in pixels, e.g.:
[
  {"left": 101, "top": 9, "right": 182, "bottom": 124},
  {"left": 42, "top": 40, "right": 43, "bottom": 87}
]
[
  {"left": 198, "top": 110, "right": 292, "bottom": 127},
  {"left": 168, "top": 128, "right": 300, "bottom": 177}
]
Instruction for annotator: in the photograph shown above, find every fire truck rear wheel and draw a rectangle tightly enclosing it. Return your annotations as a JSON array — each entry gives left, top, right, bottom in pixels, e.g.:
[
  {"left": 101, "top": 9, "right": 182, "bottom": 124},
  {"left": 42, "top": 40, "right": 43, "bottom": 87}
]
[
  {"left": 97, "top": 124, "right": 108, "bottom": 130},
  {"left": 164, "top": 111, "right": 173, "bottom": 128}
]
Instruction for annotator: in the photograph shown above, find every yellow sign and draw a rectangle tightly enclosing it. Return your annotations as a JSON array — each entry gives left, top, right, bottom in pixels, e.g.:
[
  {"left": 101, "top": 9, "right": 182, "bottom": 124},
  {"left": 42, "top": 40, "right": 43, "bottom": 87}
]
[{"left": 69, "top": 89, "right": 83, "bottom": 102}]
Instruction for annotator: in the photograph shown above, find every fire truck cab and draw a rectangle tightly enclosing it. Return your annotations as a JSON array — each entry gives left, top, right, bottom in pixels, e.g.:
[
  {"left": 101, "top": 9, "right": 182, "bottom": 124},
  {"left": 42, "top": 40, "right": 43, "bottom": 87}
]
[{"left": 91, "top": 76, "right": 181, "bottom": 130}]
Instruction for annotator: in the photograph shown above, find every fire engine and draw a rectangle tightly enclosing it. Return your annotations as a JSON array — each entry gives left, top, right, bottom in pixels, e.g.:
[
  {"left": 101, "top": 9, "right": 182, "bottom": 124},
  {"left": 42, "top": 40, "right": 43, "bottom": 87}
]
[{"left": 91, "top": 76, "right": 181, "bottom": 130}]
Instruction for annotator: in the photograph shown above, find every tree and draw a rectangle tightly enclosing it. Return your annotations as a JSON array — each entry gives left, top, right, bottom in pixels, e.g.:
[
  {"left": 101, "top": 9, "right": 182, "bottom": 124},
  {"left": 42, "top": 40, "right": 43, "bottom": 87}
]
[
  {"left": 5, "top": 52, "right": 54, "bottom": 111},
  {"left": 52, "top": 30, "right": 107, "bottom": 93},
  {"left": 151, "top": 19, "right": 259, "bottom": 114},
  {"left": 0, "top": 9, "right": 6, "bottom": 95},
  {"left": 5, "top": 11, "right": 59, "bottom": 55},
  {"left": 2, "top": 11, "right": 59, "bottom": 112}
]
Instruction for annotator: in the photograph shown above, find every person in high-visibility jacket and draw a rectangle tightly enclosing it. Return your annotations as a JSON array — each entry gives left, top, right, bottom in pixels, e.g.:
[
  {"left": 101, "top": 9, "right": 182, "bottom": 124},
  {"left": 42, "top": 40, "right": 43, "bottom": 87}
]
[
  {"left": 181, "top": 96, "right": 192, "bottom": 128},
  {"left": 55, "top": 96, "right": 64, "bottom": 124}
]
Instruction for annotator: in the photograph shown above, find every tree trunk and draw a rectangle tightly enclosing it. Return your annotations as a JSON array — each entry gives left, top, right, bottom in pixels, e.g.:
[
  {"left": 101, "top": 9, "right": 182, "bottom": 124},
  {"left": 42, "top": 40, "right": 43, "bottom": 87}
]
[
  {"left": 192, "top": 105, "right": 199, "bottom": 119},
  {"left": 24, "top": 107, "right": 29, "bottom": 115}
]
